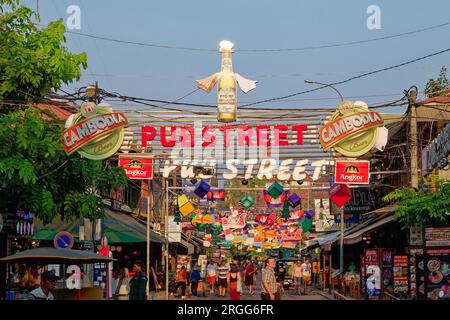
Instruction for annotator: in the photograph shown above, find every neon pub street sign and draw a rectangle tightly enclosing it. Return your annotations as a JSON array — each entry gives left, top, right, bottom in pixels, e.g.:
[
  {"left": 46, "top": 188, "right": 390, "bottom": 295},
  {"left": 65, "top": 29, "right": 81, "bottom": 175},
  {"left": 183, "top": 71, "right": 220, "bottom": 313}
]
[
  {"left": 319, "top": 101, "right": 384, "bottom": 158},
  {"left": 62, "top": 102, "right": 128, "bottom": 160}
]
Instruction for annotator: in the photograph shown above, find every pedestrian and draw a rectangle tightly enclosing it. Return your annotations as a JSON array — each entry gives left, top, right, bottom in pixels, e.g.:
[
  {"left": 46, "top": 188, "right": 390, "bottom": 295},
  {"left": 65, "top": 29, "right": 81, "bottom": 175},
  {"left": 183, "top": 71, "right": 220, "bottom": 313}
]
[
  {"left": 217, "top": 261, "right": 229, "bottom": 298},
  {"left": 27, "top": 271, "right": 59, "bottom": 300},
  {"left": 228, "top": 262, "right": 242, "bottom": 300},
  {"left": 206, "top": 260, "right": 217, "bottom": 295},
  {"left": 190, "top": 266, "right": 201, "bottom": 297},
  {"left": 301, "top": 258, "right": 312, "bottom": 294},
  {"left": 177, "top": 266, "right": 188, "bottom": 299},
  {"left": 293, "top": 261, "right": 302, "bottom": 295},
  {"left": 115, "top": 267, "right": 131, "bottom": 300},
  {"left": 277, "top": 262, "right": 286, "bottom": 292},
  {"left": 129, "top": 261, "right": 147, "bottom": 300},
  {"left": 261, "top": 257, "right": 280, "bottom": 300},
  {"left": 244, "top": 259, "right": 256, "bottom": 295}
]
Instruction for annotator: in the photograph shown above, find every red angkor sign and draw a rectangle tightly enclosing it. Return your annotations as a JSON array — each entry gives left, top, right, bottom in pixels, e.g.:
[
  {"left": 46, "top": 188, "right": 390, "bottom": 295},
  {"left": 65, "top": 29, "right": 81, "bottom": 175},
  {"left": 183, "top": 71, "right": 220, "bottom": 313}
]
[{"left": 335, "top": 160, "right": 370, "bottom": 184}]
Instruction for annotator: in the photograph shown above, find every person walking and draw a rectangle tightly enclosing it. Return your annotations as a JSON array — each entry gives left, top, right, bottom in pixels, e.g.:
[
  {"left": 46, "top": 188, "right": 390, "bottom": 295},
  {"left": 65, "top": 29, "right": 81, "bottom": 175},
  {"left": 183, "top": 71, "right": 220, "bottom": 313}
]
[
  {"left": 293, "top": 261, "right": 302, "bottom": 295},
  {"left": 27, "top": 271, "right": 59, "bottom": 300},
  {"left": 244, "top": 259, "right": 256, "bottom": 295},
  {"left": 206, "top": 261, "right": 217, "bottom": 295},
  {"left": 228, "top": 262, "right": 242, "bottom": 300},
  {"left": 261, "top": 258, "right": 280, "bottom": 300},
  {"left": 301, "top": 258, "right": 312, "bottom": 294},
  {"left": 177, "top": 266, "right": 188, "bottom": 299},
  {"left": 217, "top": 261, "right": 229, "bottom": 298},
  {"left": 115, "top": 267, "right": 131, "bottom": 300},
  {"left": 190, "top": 266, "right": 201, "bottom": 297},
  {"left": 129, "top": 261, "right": 147, "bottom": 300}
]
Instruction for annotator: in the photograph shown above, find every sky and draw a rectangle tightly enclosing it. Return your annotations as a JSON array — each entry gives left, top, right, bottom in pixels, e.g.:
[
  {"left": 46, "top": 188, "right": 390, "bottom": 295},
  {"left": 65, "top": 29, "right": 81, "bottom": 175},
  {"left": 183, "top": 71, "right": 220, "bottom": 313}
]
[{"left": 22, "top": 0, "right": 450, "bottom": 113}]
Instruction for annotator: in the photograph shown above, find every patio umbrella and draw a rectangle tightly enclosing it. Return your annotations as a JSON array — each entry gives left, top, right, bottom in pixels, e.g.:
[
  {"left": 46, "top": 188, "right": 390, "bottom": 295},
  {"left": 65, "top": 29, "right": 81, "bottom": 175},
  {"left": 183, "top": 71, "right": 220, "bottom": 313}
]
[{"left": 102, "top": 229, "right": 145, "bottom": 244}]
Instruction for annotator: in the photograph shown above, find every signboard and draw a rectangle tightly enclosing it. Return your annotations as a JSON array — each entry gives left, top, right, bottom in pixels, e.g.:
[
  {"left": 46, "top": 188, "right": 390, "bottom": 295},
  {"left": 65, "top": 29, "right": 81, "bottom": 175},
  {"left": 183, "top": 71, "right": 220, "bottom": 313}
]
[
  {"left": 118, "top": 156, "right": 153, "bottom": 180},
  {"left": 424, "top": 249, "right": 450, "bottom": 300},
  {"left": 364, "top": 249, "right": 381, "bottom": 299},
  {"left": 319, "top": 101, "right": 385, "bottom": 157},
  {"left": 335, "top": 160, "right": 370, "bottom": 184},
  {"left": 422, "top": 120, "right": 450, "bottom": 173},
  {"left": 54, "top": 231, "right": 74, "bottom": 250},
  {"left": 334, "top": 214, "right": 360, "bottom": 223},
  {"left": 393, "top": 255, "right": 409, "bottom": 298},
  {"left": 62, "top": 102, "right": 128, "bottom": 160},
  {"left": 409, "top": 224, "right": 424, "bottom": 246},
  {"left": 343, "top": 188, "right": 383, "bottom": 214},
  {"left": 381, "top": 249, "right": 394, "bottom": 293},
  {"left": 425, "top": 227, "right": 450, "bottom": 247}
]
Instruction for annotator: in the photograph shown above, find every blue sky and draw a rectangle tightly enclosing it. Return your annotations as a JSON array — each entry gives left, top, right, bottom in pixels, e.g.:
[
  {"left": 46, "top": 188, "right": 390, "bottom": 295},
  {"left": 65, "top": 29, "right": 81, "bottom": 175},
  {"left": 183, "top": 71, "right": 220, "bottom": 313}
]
[{"left": 23, "top": 0, "right": 450, "bottom": 112}]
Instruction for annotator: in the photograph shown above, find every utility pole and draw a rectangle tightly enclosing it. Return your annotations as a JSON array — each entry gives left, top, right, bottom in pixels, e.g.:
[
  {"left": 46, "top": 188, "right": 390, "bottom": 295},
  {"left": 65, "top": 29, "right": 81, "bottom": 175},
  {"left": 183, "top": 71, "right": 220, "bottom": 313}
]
[{"left": 409, "top": 89, "right": 419, "bottom": 189}]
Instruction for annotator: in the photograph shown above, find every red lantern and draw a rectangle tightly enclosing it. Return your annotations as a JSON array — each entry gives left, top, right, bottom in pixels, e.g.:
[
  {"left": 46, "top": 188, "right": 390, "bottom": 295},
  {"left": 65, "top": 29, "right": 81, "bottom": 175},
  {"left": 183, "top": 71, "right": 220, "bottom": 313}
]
[{"left": 328, "top": 184, "right": 352, "bottom": 207}]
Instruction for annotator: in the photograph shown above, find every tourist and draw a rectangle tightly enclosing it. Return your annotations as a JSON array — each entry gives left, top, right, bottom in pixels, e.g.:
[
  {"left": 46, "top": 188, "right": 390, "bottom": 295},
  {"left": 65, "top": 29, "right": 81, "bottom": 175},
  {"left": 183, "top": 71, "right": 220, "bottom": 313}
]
[
  {"left": 261, "top": 257, "right": 280, "bottom": 300},
  {"left": 293, "top": 261, "right": 302, "bottom": 295},
  {"left": 206, "top": 261, "right": 217, "bottom": 295},
  {"left": 190, "top": 266, "right": 201, "bottom": 297},
  {"left": 217, "top": 261, "right": 229, "bottom": 298},
  {"left": 129, "top": 261, "right": 147, "bottom": 300},
  {"left": 244, "top": 259, "right": 256, "bottom": 295},
  {"left": 228, "top": 262, "right": 242, "bottom": 300},
  {"left": 115, "top": 267, "right": 131, "bottom": 300},
  {"left": 177, "top": 265, "right": 188, "bottom": 299},
  {"left": 301, "top": 258, "right": 312, "bottom": 294},
  {"left": 27, "top": 271, "right": 59, "bottom": 300}
]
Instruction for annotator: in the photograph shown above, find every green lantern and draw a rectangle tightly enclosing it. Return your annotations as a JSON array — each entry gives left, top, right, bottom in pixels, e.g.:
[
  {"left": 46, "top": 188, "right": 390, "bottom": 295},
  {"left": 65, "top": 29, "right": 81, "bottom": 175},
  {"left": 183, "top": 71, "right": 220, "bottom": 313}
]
[
  {"left": 267, "top": 181, "right": 284, "bottom": 199},
  {"left": 302, "top": 218, "right": 312, "bottom": 232},
  {"left": 240, "top": 195, "right": 254, "bottom": 209},
  {"left": 174, "top": 202, "right": 182, "bottom": 223},
  {"left": 281, "top": 199, "right": 290, "bottom": 219}
]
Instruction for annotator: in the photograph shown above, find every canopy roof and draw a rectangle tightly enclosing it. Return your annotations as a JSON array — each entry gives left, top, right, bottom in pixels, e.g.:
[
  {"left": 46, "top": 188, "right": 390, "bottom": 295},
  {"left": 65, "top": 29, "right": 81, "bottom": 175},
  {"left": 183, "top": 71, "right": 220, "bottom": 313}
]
[{"left": 0, "top": 247, "right": 115, "bottom": 264}]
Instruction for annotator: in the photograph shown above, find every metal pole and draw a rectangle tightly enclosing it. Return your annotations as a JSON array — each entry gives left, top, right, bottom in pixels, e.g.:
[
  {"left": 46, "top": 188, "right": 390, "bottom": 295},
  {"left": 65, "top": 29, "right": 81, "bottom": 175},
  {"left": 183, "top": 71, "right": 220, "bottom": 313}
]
[
  {"left": 340, "top": 210, "right": 344, "bottom": 274},
  {"left": 165, "top": 179, "right": 169, "bottom": 300},
  {"left": 146, "top": 179, "right": 151, "bottom": 300}
]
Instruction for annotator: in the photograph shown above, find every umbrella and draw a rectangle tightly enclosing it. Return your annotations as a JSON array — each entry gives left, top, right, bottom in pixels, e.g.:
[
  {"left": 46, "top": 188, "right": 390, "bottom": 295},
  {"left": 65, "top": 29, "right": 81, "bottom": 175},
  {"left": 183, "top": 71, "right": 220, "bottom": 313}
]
[
  {"left": 102, "top": 229, "right": 145, "bottom": 244},
  {"left": 0, "top": 247, "right": 116, "bottom": 264},
  {"left": 33, "top": 227, "right": 58, "bottom": 241}
]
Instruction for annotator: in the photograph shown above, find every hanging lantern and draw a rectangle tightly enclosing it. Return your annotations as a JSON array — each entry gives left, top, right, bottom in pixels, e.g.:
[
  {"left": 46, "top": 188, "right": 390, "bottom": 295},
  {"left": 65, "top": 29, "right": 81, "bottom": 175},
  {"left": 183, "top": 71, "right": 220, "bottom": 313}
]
[
  {"left": 305, "top": 209, "right": 315, "bottom": 219},
  {"left": 194, "top": 180, "right": 211, "bottom": 199},
  {"left": 288, "top": 194, "right": 301, "bottom": 208},
  {"left": 281, "top": 199, "right": 291, "bottom": 219},
  {"left": 302, "top": 218, "right": 312, "bottom": 232},
  {"left": 177, "top": 194, "right": 195, "bottom": 216},
  {"left": 267, "top": 182, "right": 284, "bottom": 199},
  {"left": 240, "top": 195, "right": 254, "bottom": 209}
]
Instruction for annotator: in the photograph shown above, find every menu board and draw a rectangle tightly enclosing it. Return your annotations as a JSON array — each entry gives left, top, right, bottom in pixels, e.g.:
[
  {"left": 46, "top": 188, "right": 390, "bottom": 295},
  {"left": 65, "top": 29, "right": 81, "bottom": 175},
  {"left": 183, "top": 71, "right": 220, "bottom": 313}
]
[
  {"left": 409, "top": 224, "right": 423, "bottom": 246},
  {"left": 381, "top": 249, "right": 394, "bottom": 292},
  {"left": 393, "top": 255, "right": 409, "bottom": 298},
  {"left": 407, "top": 248, "right": 424, "bottom": 299},
  {"left": 416, "top": 255, "right": 426, "bottom": 300},
  {"left": 425, "top": 249, "right": 450, "bottom": 300},
  {"left": 425, "top": 227, "right": 450, "bottom": 247},
  {"left": 364, "top": 249, "right": 381, "bottom": 300}
]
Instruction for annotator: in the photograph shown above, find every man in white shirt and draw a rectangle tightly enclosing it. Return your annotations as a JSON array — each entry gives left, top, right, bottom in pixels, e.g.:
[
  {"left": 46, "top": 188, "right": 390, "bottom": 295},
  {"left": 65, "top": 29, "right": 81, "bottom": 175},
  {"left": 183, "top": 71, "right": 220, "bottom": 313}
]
[
  {"left": 27, "top": 271, "right": 60, "bottom": 300},
  {"left": 301, "top": 258, "right": 312, "bottom": 294}
]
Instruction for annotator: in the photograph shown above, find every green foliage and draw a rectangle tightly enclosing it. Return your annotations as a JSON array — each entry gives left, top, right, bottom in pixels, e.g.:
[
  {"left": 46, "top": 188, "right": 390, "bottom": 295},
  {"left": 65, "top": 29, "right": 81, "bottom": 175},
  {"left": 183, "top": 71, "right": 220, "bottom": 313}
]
[
  {"left": 0, "top": 0, "right": 87, "bottom": 103},
  {"left": 424, "top": 66, "right": 450, "bottom": 98},
  {"left": 383, "top": 177, "right": 450, "bottom": 228}
]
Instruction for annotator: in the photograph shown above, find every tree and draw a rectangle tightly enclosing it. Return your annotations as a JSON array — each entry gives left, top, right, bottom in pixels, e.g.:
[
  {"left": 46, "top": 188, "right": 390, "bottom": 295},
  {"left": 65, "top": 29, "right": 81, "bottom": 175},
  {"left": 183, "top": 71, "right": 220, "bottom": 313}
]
[
  {"left": 424, "top": 66, "right": 450, "bottom": 98},
  {"left": 383, "top": 176, "right": 450, "bottom": 228},
  {"left": 0, "top": 1, "right": 128, "bottom": 225}
]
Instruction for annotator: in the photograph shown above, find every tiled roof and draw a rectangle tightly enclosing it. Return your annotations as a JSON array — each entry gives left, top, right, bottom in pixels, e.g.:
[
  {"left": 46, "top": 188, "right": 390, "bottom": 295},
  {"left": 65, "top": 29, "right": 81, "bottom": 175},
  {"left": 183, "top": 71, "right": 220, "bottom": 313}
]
[{"left": 417, "top": 89, "right": 450, "bottom": 105}]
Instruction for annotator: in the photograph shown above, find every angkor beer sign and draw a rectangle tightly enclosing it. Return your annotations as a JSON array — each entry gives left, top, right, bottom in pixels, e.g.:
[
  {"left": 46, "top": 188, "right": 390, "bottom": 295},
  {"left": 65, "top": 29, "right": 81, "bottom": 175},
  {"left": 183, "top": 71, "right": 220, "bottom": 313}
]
[
  {"left": 335, "top": 160, "right": 370, "bottom": 184},
  {"left": 118, "top": 155, "right": 153, "bottom": 180},
  {"left": 62, "top": 102, "right": 128, "bottom": 160},
  {"left": 320, "top": 101, "right": 384, "bottom": 157}
]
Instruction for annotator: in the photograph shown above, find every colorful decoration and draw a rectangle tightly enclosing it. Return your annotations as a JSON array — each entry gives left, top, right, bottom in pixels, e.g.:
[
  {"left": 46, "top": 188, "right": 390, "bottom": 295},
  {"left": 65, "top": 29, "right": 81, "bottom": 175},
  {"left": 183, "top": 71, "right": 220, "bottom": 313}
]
[
  {"left": 240, "top": 195, "right": 254, "bottom": 209},
  {"left": 305, "top": 209, "right": 315, "bottom": 219},
  {"left": 207, "top": 188, "right": 225, "bottom": 201},
  {"left": 221, "top": 207, "right": 247, "bottom": 230},
  {"left": 173, "top": 202, "right": 182, "bottom": 223},
  {"left": 177, "top": 194, "right": 195, "bottom": 216},
  {"left": 263, "top": 190, "right": 289, "bottom": 208},
  {"left": 191, "top": 210, "right": 214, "bottom": 226},
  {"left": 328, "top": 183, "right": 352, "bottom": 207},
  {"left": 267, "top": 181, "right": 284, "bottom": 199},
  {"left": 288, "top": 194, "right": 301, "bottom": 208},
  {"left": 281, "top": 199, "right": 291, "bottom": 219},
  {"left": 302, "top": 218, "right": 313, "bottom": 232},
  {"left": 194, "top": 180, "right": 211, "bottom": 198}
]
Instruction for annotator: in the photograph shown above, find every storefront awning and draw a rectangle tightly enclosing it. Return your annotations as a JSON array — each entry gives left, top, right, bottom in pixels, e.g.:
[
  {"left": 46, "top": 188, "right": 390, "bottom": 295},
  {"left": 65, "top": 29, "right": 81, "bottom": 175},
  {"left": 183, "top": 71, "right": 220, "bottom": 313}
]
[{"left": 343, "top": 214, "right": 395, "bottom": 245}]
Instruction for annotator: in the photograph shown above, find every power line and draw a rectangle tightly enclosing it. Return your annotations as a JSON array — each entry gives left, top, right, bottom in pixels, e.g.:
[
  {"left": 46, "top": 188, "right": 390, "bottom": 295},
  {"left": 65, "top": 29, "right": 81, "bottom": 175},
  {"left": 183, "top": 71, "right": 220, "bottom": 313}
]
[
  {"left": 239, "top": 47, "right": 450, "bottom": 108},
  {"left": 59, "top": 21, "right": 450, "bottom": 53}
]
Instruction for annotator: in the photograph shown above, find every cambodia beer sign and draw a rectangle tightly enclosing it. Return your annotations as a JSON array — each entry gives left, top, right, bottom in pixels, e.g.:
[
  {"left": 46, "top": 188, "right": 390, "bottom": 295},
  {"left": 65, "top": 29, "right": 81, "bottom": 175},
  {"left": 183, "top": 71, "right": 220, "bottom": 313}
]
[
  {"left": 319, "top": 101, "right": 384, "bottom": 157},
  {"left": 62, "top": 102, "right": 128, "bottom": 160},
  {"left": 335, "top": 160, "right": 370, "bottom": 184},
  {"left": 118, "top": 155, "right": 153, "bottom": 180}
]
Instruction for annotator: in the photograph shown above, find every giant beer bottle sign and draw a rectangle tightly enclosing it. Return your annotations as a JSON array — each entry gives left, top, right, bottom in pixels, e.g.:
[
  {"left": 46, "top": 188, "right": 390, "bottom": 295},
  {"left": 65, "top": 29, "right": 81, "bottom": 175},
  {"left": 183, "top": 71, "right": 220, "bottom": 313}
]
[
  {"left": 62, "top": 102, "right": 128, "bottom": 160},
  {"left": 319, "top": 100, "right": 384, "bottom": 157}
]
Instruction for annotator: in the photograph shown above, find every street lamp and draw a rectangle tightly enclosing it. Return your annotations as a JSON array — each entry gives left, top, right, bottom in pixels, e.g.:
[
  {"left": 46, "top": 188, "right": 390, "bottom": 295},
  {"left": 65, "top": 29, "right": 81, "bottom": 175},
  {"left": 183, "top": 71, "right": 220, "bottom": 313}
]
[
  {"left": 304, "top": 80, "right": 344, "bottom": 102},
  {"left": 305, "top": 80, "right": 345, "bottom": 276}
]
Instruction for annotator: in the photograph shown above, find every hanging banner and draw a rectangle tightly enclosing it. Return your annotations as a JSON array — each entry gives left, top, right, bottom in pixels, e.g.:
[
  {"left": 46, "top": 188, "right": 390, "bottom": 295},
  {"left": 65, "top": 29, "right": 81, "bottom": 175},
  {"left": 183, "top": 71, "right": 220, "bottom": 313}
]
[
  {"left": 393, "top": 255, "right": 409, "bottom": 298},
  {"left": 118, "top": 155, "right": 153, "bottom": 180},
  {"left": 335, "top": 160, "right": 370, "bottom": 184}
]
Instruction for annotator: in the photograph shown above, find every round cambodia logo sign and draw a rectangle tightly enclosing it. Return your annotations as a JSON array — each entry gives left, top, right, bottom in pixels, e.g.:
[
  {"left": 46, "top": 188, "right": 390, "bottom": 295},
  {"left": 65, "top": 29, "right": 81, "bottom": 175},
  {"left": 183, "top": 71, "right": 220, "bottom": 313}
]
[
  {"left": 62, "top": 102, "right": 128, "bottom": 160},
  {"left": 319, "top": 101, "right": 383, "bottom": 157}
]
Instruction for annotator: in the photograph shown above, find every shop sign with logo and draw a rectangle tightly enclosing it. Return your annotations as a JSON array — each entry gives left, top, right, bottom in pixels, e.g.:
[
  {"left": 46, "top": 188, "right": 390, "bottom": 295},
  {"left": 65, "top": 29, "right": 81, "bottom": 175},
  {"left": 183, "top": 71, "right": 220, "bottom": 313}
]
[
  {"left": 424, "top": 227, "right": 450, "bottom": 247},
  {"left": 335, "top": 160, "right": 370, "bottom": 184},
  {"left": 319, "top": 101, "right": 385, "bottom": 157},
  {"left": 422, "top": 121, "right": 450, "bottom": 174},
  {"left": 62, "top": 102, "right": 128, "bottom": 160},
  {"left": 343, "top": 188, "right": 383, "bottom": 214},
  {"left": 118, "top": 155, "right": 153, "bottom": 180}
]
